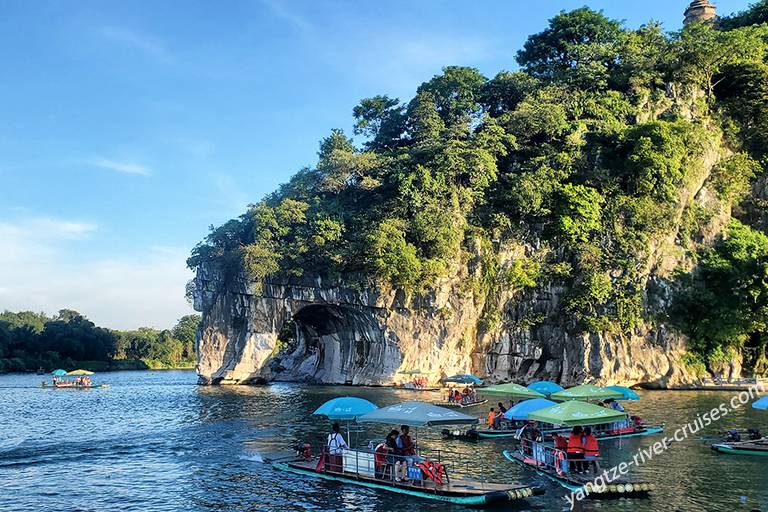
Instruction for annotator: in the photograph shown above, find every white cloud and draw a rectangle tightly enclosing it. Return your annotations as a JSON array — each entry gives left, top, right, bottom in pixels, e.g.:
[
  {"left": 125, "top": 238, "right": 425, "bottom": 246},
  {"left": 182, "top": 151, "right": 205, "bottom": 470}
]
[
  {"left": 96, "top": 26, "right": 172, "bottom": 61},
  {"left": 86, "top": 157, "right": 151, "bottom": 176},
  {"left": 321, "top": 30, "right": 496, "bottom": 95},
  {"left": 0, "top": 217, "right": 193, "bottom": 330},
  {"left": 257, "top": 0, "right": 312, "bottom": 32}
]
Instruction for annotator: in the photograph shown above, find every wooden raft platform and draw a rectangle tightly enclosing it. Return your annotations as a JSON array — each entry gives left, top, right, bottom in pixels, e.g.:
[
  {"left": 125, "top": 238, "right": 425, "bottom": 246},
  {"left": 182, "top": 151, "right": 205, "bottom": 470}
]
[{"left": 274, "top": 457, "right": 542, "bottom": 506}]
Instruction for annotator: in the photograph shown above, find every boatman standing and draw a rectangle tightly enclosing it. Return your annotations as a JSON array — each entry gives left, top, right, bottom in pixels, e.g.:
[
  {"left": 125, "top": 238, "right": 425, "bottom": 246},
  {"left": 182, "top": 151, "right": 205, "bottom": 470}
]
[{"left": 327, "top": 422, "right": 349, "bottom": 472}]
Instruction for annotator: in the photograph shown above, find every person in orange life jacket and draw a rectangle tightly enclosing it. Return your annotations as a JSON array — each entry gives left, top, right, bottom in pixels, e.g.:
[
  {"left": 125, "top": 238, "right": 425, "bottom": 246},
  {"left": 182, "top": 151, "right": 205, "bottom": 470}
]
[
  {"left": 566, "top": 425, "right": 586, "bottom": 473},
  {"left": 326, "top": 422, "right": 349, "bottom": 472},
  {"left": 487, "top": 408, "right": 496, "bottom": 429},
  {"left": 582, "top": 427, "right": 600, "bottom": 474}
]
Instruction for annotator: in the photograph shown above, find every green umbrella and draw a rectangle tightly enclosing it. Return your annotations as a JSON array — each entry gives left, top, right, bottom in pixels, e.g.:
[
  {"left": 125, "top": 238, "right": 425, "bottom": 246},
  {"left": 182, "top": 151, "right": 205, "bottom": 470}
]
[
  {"left": 481, "top": 383, "right": 545, "bottom": 399},
  {"left": 550, "top": 384, "right": 623, "bottom": 401},
  {"left": 528, "top": 400, "right": 627, "bottom": 427},
  {"left": 358, "top": 400, "right": 478, "bottom": 427}
]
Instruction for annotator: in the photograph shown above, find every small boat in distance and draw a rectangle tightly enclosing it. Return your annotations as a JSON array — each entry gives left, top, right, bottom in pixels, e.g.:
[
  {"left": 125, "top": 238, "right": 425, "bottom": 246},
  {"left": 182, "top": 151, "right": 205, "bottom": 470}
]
[{"left": 41, "top": 369, "right": 109, "bottom": 389}]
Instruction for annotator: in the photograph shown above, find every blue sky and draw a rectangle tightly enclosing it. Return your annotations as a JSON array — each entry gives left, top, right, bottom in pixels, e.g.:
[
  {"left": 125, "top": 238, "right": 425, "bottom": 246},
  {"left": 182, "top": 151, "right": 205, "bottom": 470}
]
[{"left": 0, "top": 0, "right": 747, "bottom": 329}]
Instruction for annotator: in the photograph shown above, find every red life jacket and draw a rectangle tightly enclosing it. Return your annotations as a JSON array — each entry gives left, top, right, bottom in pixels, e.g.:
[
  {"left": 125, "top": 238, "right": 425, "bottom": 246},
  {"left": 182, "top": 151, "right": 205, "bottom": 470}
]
[
  {"left": 583, "top": 435, "right": 599, "bottom": 456},
  {"left": 374, "top": 443, "right": 388, "bottom": 468},
  {"left": 416, "top": 461, "right": 447, "bottom": 485},
  {"left": 567, "top": 434, "right": 584, "bottom": 454},
  {"left": 554, "top": 435, "right": 568, "bottom": 450}
]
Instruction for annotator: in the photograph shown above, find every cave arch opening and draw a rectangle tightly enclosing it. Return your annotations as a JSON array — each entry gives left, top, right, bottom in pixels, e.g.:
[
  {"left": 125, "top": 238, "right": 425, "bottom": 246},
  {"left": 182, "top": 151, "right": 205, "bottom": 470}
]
[{"left": 274, "top": 303, "right": 392, "bottom": 383}]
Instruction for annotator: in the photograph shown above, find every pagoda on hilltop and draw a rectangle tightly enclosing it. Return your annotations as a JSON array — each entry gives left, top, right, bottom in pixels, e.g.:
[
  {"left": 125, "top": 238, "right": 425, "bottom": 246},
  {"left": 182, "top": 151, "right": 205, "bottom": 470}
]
[{"left": 684, "top": 0, "right": 718, "bottom": 25}]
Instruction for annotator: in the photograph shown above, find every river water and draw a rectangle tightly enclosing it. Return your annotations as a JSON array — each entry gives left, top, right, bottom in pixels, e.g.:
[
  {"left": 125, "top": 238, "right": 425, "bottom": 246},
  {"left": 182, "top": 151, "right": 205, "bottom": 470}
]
[{"left": 1, "top": 370, "right": 766, "bottom": 512}]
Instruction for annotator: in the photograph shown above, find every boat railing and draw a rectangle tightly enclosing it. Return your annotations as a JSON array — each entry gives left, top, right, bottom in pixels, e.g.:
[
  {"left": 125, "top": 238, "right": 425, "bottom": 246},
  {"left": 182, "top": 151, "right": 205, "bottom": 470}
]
[
  {"left": 519, "top": 439, "right": 571, "bottom": 475},
  {"left": 309, "top": 441, "right": 495, "bottom": 491}
]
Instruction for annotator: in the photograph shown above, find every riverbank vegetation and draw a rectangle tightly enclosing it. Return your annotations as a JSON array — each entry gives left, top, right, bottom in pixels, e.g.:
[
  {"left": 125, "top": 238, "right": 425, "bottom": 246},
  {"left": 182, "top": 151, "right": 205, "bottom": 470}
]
[
  {"left": 0, "top": 310, "right": 199, "bottom": 373},
  {"left": 189, "top": 3, "right": 768, "bottom": 374}
]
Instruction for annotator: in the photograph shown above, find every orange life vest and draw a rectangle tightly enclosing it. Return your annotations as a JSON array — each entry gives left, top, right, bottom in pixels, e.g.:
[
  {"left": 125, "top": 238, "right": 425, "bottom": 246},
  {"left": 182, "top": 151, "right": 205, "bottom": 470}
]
[
  {"left": 487, "top": 411, "right": 495, "bottom": 427},
  {"left": 566, "top": 433, "right": 584, "bottom": 454},
  {"left": 583, "top": 435, "right": 599, "bottom": 457}
]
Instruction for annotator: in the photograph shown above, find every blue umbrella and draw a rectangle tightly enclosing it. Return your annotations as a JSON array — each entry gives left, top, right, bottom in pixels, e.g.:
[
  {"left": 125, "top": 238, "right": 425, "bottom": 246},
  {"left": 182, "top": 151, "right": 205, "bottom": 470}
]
[
  {"left": 442, "top": 374, "right": 483, "bottom": 385},
  {"left": 313, "top": 397, "right": 378, "bottom": 421},
  {"left": 527, "top": 381, "right": 564, "bottom": 396},
  {"left": 606, "top": 385, "right": 640, "bottom": 401},
  {"left": 503, "top": 398, "right": 557, "bottom": 420},
  {"left": 753, "top": 397, "right": 768, "bottom": 411},
  {"left": 51, "top": 369, "right": 67, "bottom": 376}
]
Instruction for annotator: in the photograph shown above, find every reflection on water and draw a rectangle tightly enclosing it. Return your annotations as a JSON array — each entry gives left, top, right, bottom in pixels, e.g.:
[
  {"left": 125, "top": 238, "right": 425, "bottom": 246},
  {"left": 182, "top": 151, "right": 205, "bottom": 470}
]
[{"left": 0, "top": 371, "right": 766, "bottom": 511}]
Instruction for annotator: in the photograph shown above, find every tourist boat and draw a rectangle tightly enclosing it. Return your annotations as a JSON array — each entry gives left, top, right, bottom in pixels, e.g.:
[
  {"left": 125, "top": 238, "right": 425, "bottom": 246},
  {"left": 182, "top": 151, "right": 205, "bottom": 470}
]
[
  {"left": 434, "top": 374, "right": 487, "bottom": 408},
  {"left": 42, "top": 369, "right": 108, "bottom": 389},
  {"left": 432, "top": 398, "right": 488, "bottom": 409},
  {"left": 443, "top": 385, "right": 662, "bottom": 441},
  {"left": 442, "top": 417, "right": 662, "bottom": 441},
  {"left": 502, "top": 401, "right": 653, "bottom": 499},
  {"left": 711, "top": 439, "right": 768, "bottom": 456},
  {"left": 502, "top": 449, "right": 654, "bottom": 498},
  {"left": 710, "top": 398, "right": 767, "bottom": 455},
  {"left": 271, "top": 399, "right": 544, "bottom": 507}
]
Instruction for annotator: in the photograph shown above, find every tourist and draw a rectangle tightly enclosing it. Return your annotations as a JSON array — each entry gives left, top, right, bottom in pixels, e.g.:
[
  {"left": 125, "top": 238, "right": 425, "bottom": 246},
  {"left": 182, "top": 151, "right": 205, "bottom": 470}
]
[
  {"left": 607, "top": 399, "right": 625, "bottom": 412},
  {"left": 494, "top": 403, "right": 506, "bottom": 429},
  {"left": 326, "top": 422, "right": 348, "bottom": 472},
  {"left": 582, "top": 427, "right": 600, "bottom": 474},
  {"left": 396, "top": 425, "right": 421, "bottom": 480},
  {"left": 567, "top": 426, "right": 585, "bottom": 473},
  {"left": 385, "top": 429, "right": 400, "bottom": 480},
  {"left": 487, "top": 407, "right": 496, "bottom": 429}
]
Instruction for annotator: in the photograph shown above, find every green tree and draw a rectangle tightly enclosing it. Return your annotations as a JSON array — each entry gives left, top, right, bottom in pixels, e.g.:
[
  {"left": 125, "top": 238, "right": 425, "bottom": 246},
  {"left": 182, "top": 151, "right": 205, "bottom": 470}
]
[
  {"left": 517, "top": 7, "right": 624, "bottom": 90},
  {"left": 353, "top": 95, "right": 406, "bottom": 149},
  {"left": 672, "top": 23, "right": 768, "bottom": 103},
  {"left": 416, "top": 66, "right": 486, "bottom": 131},
  {"left": 671, "top": 221, "right": 768, "bottom": 369}
]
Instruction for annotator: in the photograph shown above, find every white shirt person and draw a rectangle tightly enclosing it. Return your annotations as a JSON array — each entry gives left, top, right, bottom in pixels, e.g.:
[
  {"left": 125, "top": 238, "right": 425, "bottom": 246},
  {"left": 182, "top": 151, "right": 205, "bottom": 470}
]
[{"left": 327, "top": 423, "right": 349, "bottom": 455}]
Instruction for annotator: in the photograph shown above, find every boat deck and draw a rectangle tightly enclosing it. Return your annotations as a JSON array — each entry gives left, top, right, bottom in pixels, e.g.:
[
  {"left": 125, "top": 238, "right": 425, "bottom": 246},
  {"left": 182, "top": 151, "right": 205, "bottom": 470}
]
[
  {"left": 713, "top": 439, "right": 768, "bottom": 455},
  {"left": 284, "top": 458, "right": 527, "bottom": 496},
  {"left": 503, "top": 449, "right": 653, "bottom": 498}
]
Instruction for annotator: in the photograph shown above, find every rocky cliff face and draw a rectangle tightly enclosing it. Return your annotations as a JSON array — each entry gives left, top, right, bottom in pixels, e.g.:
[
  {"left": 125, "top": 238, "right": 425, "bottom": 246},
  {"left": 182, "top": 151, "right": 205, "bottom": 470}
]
[
  {"left": 192, "top": 228, "right": 711, "bottom": 388},
  {"left": 192, "top": 261, "right": 700, "bottom": 387}
]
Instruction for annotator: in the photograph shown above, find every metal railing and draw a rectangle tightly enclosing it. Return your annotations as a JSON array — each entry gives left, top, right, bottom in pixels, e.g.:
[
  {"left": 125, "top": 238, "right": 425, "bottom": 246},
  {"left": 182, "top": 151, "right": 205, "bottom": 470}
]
[{"left": 303, "top": 439, "right": 494, "bottom": 492}]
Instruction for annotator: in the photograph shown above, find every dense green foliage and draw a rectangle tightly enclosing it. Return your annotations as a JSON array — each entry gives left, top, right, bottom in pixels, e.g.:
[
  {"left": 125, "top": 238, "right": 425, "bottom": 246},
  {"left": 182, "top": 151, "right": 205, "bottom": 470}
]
[
  {"left": 671, "top": 221, "right": 768, "bottom": 374},
  {"left": 189, "top": 5, "right": 768, "bottom": 372},
  {"left": 0, "top": 310, "right": 199, "bottom": 373}
]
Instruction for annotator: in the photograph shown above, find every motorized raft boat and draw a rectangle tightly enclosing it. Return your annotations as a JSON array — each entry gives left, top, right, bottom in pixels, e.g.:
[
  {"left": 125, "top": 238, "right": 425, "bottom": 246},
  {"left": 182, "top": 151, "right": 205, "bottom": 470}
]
[
  {"left": 270, "top": 400, "right": 544, "bottom": 507},
  {"left": 42, "top": 369, "right": 109, "bottom": 389},
  {"left": 444, "top": 385, "right": 662, "bottom": 441},
  {"left": 502, "top": 401, "right": 653, "bottom": 499},
  {"left": 711, "top": 438, "right": 768, "bottom": 456},
  {"left": 711, "top": 398, "right": 768, "bottom": 455}
]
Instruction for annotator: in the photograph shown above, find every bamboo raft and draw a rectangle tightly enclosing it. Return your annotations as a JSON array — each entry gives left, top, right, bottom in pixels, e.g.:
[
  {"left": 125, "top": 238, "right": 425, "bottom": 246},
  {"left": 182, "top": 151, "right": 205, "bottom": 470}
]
[
  {"left": 711, "top": 438, "right": 768, "bottom": 456},
  {"left": 273, "top": 456, "right": 543, "bottom": 506},
  {"left": 503, "top": 449, "right": 654, "bottom": 499},
  {"left": 432, "top": 399, "right": 488, "bottom": 409},
  {"left": 443, "top": 424, "right": 663, "bottom": 442}
]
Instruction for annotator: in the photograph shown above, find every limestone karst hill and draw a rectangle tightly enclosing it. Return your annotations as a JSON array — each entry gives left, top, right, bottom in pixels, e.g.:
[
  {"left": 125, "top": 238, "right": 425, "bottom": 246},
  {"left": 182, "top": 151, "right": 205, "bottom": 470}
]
[{"left": 188, "top": 3, "right": 768, "bottom": 386}]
